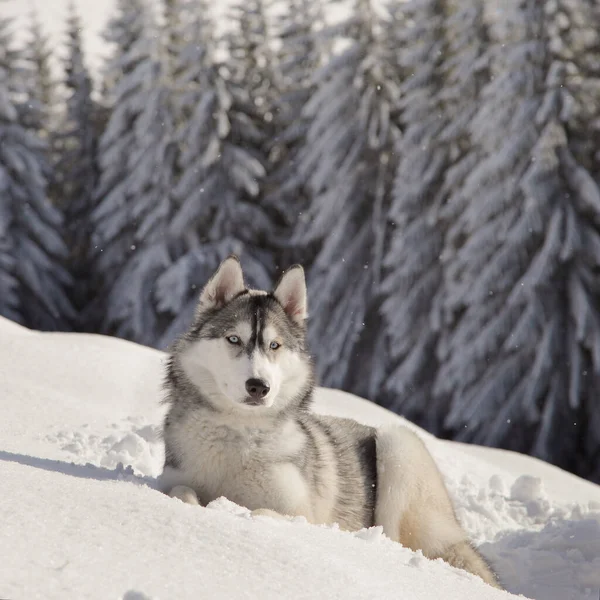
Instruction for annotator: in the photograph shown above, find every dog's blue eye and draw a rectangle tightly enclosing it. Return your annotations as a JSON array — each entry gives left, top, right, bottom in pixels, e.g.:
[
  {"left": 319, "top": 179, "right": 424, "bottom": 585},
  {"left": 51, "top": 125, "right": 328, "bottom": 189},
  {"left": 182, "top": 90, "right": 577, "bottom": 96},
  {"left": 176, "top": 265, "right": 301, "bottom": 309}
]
[
  {"left": 269, "top": 341, "right": 280, "bottom": 350},
  {"left": 227, "top": 335, "right": 240, "bottom": 345}
]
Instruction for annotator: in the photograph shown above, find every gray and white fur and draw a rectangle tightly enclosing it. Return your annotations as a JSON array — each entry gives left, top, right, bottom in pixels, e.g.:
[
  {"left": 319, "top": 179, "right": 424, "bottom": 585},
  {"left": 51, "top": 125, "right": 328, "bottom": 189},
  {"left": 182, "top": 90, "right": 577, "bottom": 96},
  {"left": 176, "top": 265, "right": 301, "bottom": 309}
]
[{"left": 160, "top": 256, "right": 502, "bottom": 589}]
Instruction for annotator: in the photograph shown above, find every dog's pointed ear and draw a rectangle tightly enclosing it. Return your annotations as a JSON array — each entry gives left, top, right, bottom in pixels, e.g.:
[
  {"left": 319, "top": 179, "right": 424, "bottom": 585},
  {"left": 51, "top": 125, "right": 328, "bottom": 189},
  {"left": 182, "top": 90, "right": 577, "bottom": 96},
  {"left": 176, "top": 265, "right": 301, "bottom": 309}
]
[
  {"left": 273, "top": 265, "right": 307, "bottom": 324},
  {"left": 198, "top": 255, "right": 245, "bottom": 313}
]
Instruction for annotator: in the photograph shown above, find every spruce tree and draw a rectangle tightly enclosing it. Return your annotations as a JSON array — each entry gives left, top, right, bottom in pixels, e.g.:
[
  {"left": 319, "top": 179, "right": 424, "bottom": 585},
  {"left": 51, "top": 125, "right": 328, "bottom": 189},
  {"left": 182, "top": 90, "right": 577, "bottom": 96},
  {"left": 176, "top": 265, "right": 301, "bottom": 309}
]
[
  {"left": 104, "top": 59, "right": 176, "bottom": 345},
  {"left": 291, "top": 0, "right": 401, "bottom": 391},
  {"left": 55, "top": 4, "right": 102, "bottom": 326},
  {"left": 93, "top": 0, "right": 182, "bottom": 346},
  {"left": 377, "top": 0, "right": 491, "bottom": 427},
  {"left": 21, "top": 11, "right": 56, "bottom": 137},
  {"left": 0, "top": 11, "right": 74, "bottom": 330},
  {"left": 157, "top": 0, "right": 280, "bottom": 345},
  {"left": 90, "top": 0, "right": 158, "bottom": 334},
  {"left": 265, "top": 0, "right": 325, "bottom": 230},
  {"left": 434, "top": 0, "right": 600, "bottom": 482}
]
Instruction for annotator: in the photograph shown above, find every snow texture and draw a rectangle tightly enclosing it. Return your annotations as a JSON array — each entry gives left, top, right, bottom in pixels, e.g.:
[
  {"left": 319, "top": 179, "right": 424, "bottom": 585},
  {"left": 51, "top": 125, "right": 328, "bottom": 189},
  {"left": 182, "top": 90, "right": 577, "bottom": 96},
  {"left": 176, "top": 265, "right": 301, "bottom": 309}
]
[{"left": 1, "top": 314, "right": 599, "bottom": 600}]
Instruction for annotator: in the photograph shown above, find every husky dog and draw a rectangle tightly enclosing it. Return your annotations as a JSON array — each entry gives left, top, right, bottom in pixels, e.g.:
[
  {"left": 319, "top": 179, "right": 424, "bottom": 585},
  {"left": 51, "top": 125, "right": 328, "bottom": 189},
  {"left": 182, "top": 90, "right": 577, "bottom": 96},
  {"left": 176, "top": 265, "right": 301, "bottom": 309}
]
[{"left": 160, "top": 256, "right": 501, "bottom": 589}]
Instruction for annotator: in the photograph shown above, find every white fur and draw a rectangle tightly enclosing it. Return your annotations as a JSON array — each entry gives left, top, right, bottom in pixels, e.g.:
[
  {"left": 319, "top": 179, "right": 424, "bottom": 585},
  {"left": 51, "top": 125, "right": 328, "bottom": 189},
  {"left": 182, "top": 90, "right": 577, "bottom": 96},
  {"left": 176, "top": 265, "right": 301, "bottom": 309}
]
[
  {"left": 233, "top": 322, "right": 252, "bottom": 342},
  {"left": 179, "top": 339, "right": 246, "bottom": 408},
  {"left": 279, "top": 418, "right": 307, "bottom": 455},
  {"left": 272, "top": 462, "right": 313, "bottom": 519},
  {"left": 251, "top": 508, "right": 289, "bottom": 521},
  {"left": 375, "top": 426, "right": 466, "bottom": 556},
  {"left": 168, "top": 484, "right": 200, "bottom": 505},
  {"left": 262, "top": 324, "right": 278, "bottom": 341},
  {"left": 161, "top": 410, "right": 318, "bottom": 520}
]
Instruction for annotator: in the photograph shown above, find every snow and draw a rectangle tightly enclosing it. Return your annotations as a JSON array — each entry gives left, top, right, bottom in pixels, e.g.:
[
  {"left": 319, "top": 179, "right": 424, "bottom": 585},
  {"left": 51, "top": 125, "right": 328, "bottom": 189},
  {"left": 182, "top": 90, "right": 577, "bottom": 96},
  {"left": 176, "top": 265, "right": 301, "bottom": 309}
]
[{"left": 1, "top": 315, "right": 599, "bottom": 600}]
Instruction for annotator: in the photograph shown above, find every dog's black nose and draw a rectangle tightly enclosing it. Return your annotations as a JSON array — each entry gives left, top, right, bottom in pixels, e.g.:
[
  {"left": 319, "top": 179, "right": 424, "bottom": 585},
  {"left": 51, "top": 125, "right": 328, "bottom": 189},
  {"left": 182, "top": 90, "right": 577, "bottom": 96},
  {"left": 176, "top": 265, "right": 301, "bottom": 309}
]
[{"left": 245, "top": 378, "right": 270, "bottom": 400}]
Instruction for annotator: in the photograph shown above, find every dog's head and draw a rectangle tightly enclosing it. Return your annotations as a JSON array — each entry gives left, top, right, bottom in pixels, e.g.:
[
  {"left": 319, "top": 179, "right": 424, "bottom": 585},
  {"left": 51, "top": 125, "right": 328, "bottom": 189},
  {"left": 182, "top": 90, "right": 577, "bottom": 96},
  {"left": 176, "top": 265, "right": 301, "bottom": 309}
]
[{"left": 174, "top": 256, "right": 313, "bottom": 414}]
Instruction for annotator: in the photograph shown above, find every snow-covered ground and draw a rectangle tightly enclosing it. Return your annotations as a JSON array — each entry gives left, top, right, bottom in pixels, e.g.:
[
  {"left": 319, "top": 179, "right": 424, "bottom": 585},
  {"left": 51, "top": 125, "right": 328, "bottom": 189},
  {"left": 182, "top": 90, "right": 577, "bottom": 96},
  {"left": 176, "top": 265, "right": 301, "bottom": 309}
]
[{"left": 1, "top": 315, "right": 599, "bottom": 600}]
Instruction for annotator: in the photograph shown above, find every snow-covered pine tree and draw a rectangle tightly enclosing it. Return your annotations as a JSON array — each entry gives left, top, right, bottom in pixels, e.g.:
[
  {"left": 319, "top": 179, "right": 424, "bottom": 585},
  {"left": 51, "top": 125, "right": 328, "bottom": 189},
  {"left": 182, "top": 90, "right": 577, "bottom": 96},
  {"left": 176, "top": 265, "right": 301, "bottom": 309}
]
[
  {"left": 0, "top": 9, "right": 74, "bottom": 330},
  {"left": 167, "top": 0, "right": 213, "bottom": 122},
  {"left": 0, "top": 11, "right": 22, "bottom": 322},
  {"left": 434, "top": 0, "right": 600, "bottom": 482},
  {"left": 376, "top": 0, "right": 490, "bottom": 428},
  {"left": 265, "top": 0, "right": 326, "bottom": 231},
  {"left": 223, "top": 0, "right": 280, "bottom": 195},
  {"left": 95, "top": 0, "right": 179, "bottom": 346},
  {"left": 21, "top": 10, "right": 56, "bottom": 137},
  {"left": 90, "top": 0, "right": 159, "bottom": 335},
  {"left": 54, "top": 4, "right": 102, "bottom": 326},
  {"left": 156, "top": 0, "right": 280, "bottom": 345},
  {"left": 291, "top": 0, "right": 401, "bottom": 391},
  {"left": 163, "top": 0, "right": 184, "bottom": 69},
  {"left": 102, "top": 69, "right": 176, "bottom": 346}
]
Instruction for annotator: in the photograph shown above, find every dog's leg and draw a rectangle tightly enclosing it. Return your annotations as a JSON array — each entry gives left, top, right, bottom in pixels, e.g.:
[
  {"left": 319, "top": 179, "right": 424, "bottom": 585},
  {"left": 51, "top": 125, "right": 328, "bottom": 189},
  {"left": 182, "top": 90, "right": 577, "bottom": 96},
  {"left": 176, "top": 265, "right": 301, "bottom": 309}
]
[
  {"left": 251, "top": 508, "right": 290, "bottom": 520},
  {"left": 434, "top": 540, "right": 501, "bottom": 588},
  {"left": 168, "top": 485, "right": 200, "bottom": 505},
  {"left": 374, "top": 426, "right": 502, "bottom": 589}
]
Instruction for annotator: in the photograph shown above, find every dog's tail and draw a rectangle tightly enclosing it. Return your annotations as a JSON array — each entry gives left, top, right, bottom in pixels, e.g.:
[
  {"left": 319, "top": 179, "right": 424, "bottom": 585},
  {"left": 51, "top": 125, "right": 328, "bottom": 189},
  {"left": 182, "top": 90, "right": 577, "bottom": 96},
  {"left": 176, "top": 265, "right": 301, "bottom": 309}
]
[{"left": 374, "top": 425, "right": 502, "bottom": 589}]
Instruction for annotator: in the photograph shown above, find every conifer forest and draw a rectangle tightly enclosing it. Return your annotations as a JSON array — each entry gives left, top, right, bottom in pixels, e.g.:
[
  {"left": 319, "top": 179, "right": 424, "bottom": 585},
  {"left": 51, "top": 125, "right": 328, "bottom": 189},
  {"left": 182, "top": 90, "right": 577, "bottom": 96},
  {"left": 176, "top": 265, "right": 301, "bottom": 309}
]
[{"left": 1, "top": 0, "right": 600, "bottom": 482}]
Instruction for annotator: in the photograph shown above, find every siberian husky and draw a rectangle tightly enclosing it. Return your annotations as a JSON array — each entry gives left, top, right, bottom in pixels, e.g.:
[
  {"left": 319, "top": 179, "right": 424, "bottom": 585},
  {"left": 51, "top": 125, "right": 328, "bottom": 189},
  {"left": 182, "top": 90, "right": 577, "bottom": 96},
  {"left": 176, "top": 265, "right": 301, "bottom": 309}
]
[{"left": 160, "top": 256, "right": 501, "bottom": 589}]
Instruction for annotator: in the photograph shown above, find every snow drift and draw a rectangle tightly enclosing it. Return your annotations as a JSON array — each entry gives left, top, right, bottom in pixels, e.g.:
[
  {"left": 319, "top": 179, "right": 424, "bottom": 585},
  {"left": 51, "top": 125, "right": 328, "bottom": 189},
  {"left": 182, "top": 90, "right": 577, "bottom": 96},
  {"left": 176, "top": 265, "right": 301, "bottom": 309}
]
[{"left": 0, "top": 315, "right": 599, "bottom": 600}]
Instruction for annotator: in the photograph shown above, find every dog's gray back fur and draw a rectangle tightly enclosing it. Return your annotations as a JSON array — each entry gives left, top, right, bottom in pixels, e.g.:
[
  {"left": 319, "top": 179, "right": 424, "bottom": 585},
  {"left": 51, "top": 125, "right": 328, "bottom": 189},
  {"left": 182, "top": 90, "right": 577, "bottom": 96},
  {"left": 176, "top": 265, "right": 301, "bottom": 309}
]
[{"left": 307, "top": 414, "right": 377, "bottom": 528}]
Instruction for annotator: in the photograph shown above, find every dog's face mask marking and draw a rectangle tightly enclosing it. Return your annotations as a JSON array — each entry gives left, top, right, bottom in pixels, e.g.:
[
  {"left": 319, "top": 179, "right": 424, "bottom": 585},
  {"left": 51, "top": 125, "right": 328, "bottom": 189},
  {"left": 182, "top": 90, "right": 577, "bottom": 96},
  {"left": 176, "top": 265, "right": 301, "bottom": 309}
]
[{"left": 179, "top": 257, "right": 311, "bottom": 412}]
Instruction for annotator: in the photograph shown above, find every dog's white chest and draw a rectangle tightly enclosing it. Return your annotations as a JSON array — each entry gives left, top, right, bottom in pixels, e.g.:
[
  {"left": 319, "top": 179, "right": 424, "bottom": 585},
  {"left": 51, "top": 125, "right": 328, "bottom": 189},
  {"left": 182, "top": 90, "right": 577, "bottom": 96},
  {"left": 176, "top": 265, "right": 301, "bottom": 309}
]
[{"left": 170, "top": 412, "right": 310, "bottom": 514}]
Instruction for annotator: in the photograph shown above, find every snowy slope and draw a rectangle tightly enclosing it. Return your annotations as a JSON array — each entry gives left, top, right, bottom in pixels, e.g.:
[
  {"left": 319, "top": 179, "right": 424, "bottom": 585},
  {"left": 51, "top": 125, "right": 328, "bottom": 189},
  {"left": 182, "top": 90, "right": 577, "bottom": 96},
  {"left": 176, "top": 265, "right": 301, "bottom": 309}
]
[{"left": 0, "top": 316, "right": 599, "bottom": 600}]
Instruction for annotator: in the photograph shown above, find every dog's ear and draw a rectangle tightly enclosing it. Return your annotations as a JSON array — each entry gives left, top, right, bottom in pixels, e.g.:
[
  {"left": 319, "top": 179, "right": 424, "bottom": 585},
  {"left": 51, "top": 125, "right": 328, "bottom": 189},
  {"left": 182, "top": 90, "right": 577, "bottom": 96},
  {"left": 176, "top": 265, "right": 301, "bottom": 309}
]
[
  {"left": 198, "top": 255, "right": 245, "bottom": 313},
  {"left": 273, "top": 265, "right": 307, "bottom": 324}
]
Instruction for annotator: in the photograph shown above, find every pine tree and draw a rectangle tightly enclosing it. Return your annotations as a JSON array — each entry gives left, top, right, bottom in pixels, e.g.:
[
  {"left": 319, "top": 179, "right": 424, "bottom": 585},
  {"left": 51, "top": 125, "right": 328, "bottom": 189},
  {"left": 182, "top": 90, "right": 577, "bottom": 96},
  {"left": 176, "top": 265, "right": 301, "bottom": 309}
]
[
  {"left": 21, "top": 10, "right": 56, "bottom": 137},
  {"left": 265, "top": 0, "right": 326, "bottom": 230},
  {"left": 433, "top": 0, "right": 600, "bottom": 482},
  {"left": 90, "top": 0, "right": 159, "bottom": 334},
  {"left": 168, "top": 0, "right": 213, "bottom": 121},
  {"left": 223, "top": 0, "right": 280, "bottom": 188},
  {"left": 292, "top": 0, "right": 401, "bottom": 391},
  {"left": 104, "top": 60, "right": 176, "bottom": 345},
  {"left": 156, "top": 0, "right": 280, "bottom": 345},
  {"left": 55, "top": 4, "right": 102, "bottom": 325},
  {"left": 376, "top": 0, "right": 491, "bottom": 427},
  {"left": 0, "top": 10, "right": 74, "bottom": 330},
  {"left": 94, "top": 0, "right": 182, "bottom": 346}
]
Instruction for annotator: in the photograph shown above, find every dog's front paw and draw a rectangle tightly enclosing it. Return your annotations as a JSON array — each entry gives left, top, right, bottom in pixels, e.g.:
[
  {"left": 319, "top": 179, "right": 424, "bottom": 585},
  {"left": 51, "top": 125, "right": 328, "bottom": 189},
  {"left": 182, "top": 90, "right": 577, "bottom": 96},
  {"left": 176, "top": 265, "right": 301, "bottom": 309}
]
[
  {"left": 169, "top": 485, "right": 200, "bottom": 505},
  {"left": 251, "top": 508, "right": 288, "bottom": 521}
]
